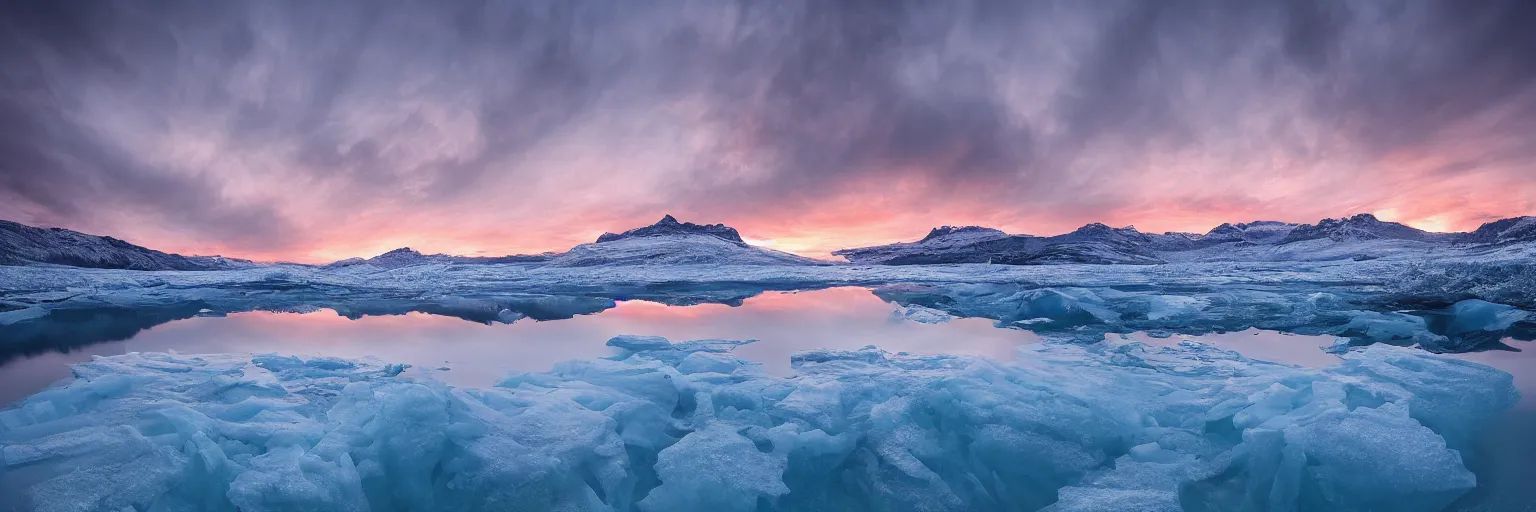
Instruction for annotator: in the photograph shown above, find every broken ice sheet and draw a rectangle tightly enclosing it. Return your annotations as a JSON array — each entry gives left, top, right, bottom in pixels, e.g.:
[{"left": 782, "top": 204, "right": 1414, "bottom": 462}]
[{"left": 0, "top": 336, "right": 1517, "bottom": 512}]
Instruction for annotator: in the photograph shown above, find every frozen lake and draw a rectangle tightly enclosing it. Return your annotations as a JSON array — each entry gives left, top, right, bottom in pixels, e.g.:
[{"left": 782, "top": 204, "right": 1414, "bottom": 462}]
[
  {"left": 1, "top": 288, "right": 1041, "bottom": 404},
  {"left": 2, "top": 286, "right": 1532, "bottom": 510}
]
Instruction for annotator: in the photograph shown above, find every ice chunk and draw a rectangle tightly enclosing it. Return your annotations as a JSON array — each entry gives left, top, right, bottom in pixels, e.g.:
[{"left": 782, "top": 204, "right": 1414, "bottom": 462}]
[
  {"left": 675, "top": 351, "right": 746, "bottom": 375},
  {"left": 889, "top": 304, "right": 953, "bottom": 324},
  {"left": 638, "top": 423, "right": 790, "bottom": 511},
  {"left": 1444, "top": 299, "right": 1528, "bottom": 333},
  {"left": 0, "top": 339, "right": 1518, "bottom": 511}
]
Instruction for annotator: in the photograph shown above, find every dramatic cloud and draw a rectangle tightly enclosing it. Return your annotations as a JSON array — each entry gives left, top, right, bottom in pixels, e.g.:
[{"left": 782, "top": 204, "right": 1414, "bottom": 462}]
[{"left": 1, "top": 0, "right": 1532, "bottom": 261}]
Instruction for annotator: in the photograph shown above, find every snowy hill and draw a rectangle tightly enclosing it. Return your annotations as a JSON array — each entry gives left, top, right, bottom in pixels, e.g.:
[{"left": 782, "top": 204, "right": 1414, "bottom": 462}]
[
  {"left": 1457, "top": 216, "right": 1536, "bottom": 245},
  {"left": 837, "top": 214, "right": 1536, "bottom": 265},
  {"left": 546, "top": 215, "right": 828, "bottom": 267},
  {"left": 831, "top": 226, "right": 1011, "bottom": 264},
  {"left": 1277, "top": 213, "right": 1444, "bottom": 243},
  {"left": 7, "top": 213, "right": 1531, "bottom": 271},
  {"left": 0, "top": 220, "right": 252, "bottom": 271},
  {"left": 326, "top": 247, "right": 553, "bottom": 270},
  {"left": 835, "top": 222, "right": 1163, "bottom": 265},
  {"left": 324, "top": 215, "right": 815, "bottom": 270},
  {"left": 1148, "top": 221, "right": 1300, "bottom": 250}
]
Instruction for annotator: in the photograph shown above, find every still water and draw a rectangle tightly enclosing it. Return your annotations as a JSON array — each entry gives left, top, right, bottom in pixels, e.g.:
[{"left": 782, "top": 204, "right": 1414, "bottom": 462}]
[
  {"left": 1, "top": 288, "right": 1039, "bottom": 404},
  {"left": 5, "top": 287, "right": 1534, "bottom": 406}
]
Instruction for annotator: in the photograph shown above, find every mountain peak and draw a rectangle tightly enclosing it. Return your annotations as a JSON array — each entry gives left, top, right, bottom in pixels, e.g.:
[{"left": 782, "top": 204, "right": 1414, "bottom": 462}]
[
  {"left": 1279, "top": 214, "right": 1433, "bottom": 244},
  {"left": 1070, "top": 223, "right": 1142, "bottom": 237},
  {"left": 360, "top": 247, "right": 432, "bottom": 269},
  {"left": 1199, "top": 220, "right": 1300, "bottom": 244},
  {"left": 1314, "top": 213, "right": 1384, "bottom": 227},
  {"left": 919, "top": 226, "right": 1005, "bottom": 243},
  {"left": 1349, "top": 213, "right": 1379, "bottom": 222},
  {"left": 596, "top": 215, "right": 746, "bottom": 245}
]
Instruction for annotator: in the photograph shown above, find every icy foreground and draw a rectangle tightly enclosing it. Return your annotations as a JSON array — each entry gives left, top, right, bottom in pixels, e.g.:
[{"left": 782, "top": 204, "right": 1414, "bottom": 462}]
[{"left": 1, "top": 337, "right": 1518, "bottom": 511}]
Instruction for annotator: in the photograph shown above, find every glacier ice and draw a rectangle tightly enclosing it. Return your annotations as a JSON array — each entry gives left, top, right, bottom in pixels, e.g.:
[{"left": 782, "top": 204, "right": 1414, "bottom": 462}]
[
  {"left": 3, "top": 257, "right": 1533, "bottom": 360},
  {"left": 889, "top": 304, "right": 953, "bottom": 324},
  {"left": 872, "top": 283, "right": 1534, "bottom": 352},
  {"left": 1, "top": 336, "right": 1518, "bottom": 512}
]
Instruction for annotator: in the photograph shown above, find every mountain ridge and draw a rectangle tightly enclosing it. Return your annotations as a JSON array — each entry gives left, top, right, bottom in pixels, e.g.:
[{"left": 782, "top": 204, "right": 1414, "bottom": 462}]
[
  {"left": 596, "top": 215, "right": 746, "bottom": 245},
  {"left": 3, "top": 214, "right": 1532, "bottom": 270},
  {"left": 835, "top": 214, "right": 1536, "bottom": 265},
  {"left": 0, "top": 220, "right": 253, "bottom": 271}
]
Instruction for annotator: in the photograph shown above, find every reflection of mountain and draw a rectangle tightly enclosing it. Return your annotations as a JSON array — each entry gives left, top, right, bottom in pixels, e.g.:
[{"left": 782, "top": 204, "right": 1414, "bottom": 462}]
[
  {"left": 327, "top": 295, "right": 618, "bottom": 324},
  {"left": 0, "top": 284, "right": 822, "bottom": 362},
  {"left": 0, "top": 299, "right": 616, "bottom": 364},
  {"left": 0, "top": 303, "right": 208, "bottom": 365}
]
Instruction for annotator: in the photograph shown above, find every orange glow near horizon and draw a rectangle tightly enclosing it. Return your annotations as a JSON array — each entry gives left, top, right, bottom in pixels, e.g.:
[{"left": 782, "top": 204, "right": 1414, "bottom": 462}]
[
  {"left": 94, "top": 202, "right": 1528, "bottom": 265},
  {"left": 25, "top": 143, "right": 1531, "bottom": 264}
]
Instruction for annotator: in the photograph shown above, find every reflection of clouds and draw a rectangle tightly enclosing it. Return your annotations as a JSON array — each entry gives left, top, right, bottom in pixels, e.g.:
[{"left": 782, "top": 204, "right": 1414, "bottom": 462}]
[
  {"left": 1126, "top": 329, "right": 1341, "bottom": 368},
  {"left": 0, "top": 289, "right": 1033, "bottom": 394},
  {"left": 1451, "top": 342, "right": 1536, "bottom": 411}
]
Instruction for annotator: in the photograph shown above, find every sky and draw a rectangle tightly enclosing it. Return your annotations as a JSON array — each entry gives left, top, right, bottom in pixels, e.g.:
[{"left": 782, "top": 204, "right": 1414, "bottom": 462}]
[{"left": 1, "top": 0, "right": 1533, "bottom": 263}]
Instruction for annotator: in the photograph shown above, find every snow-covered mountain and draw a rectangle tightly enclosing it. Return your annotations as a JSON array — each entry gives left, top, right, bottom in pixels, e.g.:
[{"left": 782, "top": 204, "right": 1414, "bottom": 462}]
[
  {"left": 0, "top": 220, "right": 252, "bottom": 271},
  {"left": 836, "top": 214, "right": 1536, "bottom": 265},
  {"left": 325, "top": 247, "right": 553, "bottom": 270},
  {"left": 324, "top": 215, "right": 819, "bottom": 270},
  {"left": 1277, "top": 213, "right": 1444, "bottom": 243},
  {"left": 546, "top": 215, "right": 827, "bottom": 267},
  {"left": 1148, "top": 221, "right": 1301, "bottom": 251},
  {"left": 831, "top": 226, "right": 1011, "bottom": 265},
  {"left": 835, "top": 222, "right": 1164, "bottom": 265},
  {"left": 7, "top": 213, "right": 1531, "bottom": 271},
  {"left": 595, "top": 215, "right": 746, "bottom": 244},
  {"left": 1456, "top": 216, "right": 1536, "bottom": 245}
]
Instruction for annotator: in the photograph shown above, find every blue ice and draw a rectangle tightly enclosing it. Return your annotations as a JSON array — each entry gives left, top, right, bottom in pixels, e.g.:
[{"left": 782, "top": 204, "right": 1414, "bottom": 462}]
[{"left": 0, "top": 335, "right": 1518, "bottom": 511}]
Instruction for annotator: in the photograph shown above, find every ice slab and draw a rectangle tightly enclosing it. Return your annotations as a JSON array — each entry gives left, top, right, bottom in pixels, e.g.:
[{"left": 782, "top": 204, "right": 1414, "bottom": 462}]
[
  {"left": 874, "top": 283, "right": 1535, "bottom": 353},
  {"left": 0, "top": 336, "right": 1517, "bottom": 511}
]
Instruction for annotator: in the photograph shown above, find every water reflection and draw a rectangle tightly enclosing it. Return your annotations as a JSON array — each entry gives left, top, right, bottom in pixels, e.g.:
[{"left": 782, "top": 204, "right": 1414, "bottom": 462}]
[
  {"left": 0, "top": 288, "right": 1036, "bottom": 404},
  {"left": 1127, "top": 330, "right": 1536, "bottom": 409},
  {"left": 1126, "top": 329, "right": 1342, "bottom": 367}
]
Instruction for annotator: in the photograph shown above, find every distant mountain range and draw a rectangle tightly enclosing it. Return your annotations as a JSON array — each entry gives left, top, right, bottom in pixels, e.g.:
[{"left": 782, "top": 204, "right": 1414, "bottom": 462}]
[
  {"left": 0, "top": 220, "right": 254, "bottom": 271},
  {"left": 324, "top": 248, "right": 556, "bottom": 270},
  {"left": 2, "top": 214, "right": 1532, "bottom": 271},
  {"left": 835, "top": 214, "right": 1536, "bottom": 265}
]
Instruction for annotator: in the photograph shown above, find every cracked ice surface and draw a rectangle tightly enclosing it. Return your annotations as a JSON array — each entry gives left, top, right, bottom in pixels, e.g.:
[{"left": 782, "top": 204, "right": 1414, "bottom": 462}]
[{"left": 0, "top": 336, "right": 1518, "bottom": 512}]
